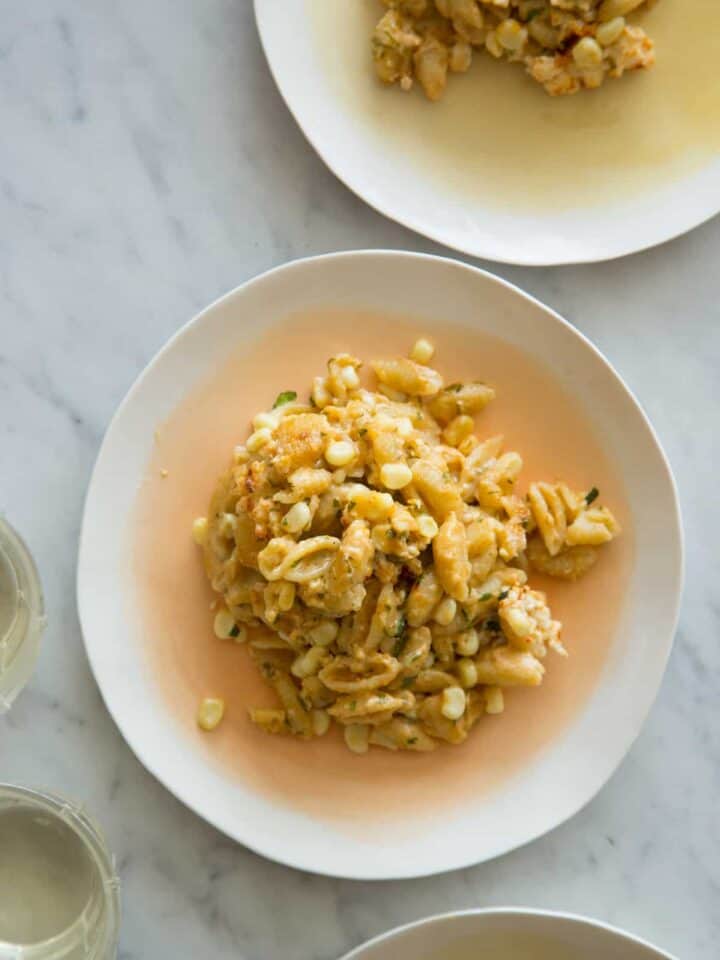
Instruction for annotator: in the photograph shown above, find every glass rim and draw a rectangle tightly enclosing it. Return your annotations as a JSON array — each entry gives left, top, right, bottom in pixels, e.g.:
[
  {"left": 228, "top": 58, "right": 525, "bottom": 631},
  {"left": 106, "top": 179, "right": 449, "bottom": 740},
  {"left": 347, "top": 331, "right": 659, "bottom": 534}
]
[
  {"left": 0, "top": 784, "right": 120, "bottom": 960},
  {"left": 0, "top": 517, "right": 46, "bottom": 710}
]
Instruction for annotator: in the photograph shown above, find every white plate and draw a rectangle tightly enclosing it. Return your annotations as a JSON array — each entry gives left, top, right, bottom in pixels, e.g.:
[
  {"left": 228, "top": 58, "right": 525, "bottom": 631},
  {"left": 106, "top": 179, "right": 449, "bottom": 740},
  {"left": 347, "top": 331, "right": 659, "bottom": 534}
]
[
  {"left": 77, "top": 251, "right": 683, "bottom": 879},
  {"left": 254, "top": 0, "right": 720, "bottom": 266},
  {"left": 339, "top": 909, "right": 676, "bottom": 959}
]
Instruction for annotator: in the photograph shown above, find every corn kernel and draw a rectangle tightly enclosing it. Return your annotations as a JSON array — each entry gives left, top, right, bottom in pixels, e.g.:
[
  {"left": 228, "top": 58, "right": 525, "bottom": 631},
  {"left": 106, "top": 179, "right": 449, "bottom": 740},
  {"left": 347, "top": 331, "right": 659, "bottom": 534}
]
[
  {"left": 246, "top": 427, "right": 272, "bottom": 453},
  {"left": 380, "top": 462, "right": 412, "bottom": 490},
  {"left": 340, "top": 366, "right": 360, "bottom": 389},
  {"left": 344, "top": 723, "right": 370, "bottom": 755},
  {"left": 417, "top": 515, "right": 439, "bottom": 539},
  {"left": 214, "top": 608, "right": 239, "bottom": 640},
  {"left": 504, "top": 607, "right": 533, "bottom": 639},
  {"left": 252, "top": 411, "right": 277, "bottom": 431},
  {"left": 572, "top": 36, "right": 603, "bottom": 68},
  {"left": 433, "top": 597, "right": 457, "bottom": 627},
  {"left": 291, "top": 645, "right": 327, "bottom": 680},
  {"left": 192, "top": 516, "right": 208, "bottom": 546},
  {"left": 197, "top": 697, "right": 225, "bottom": 731},
  {"left": 449, "top": 41, "right": 472, "bottom": 74},
  {"left": 596, "top": 16, "right": 625, "bottom": 46},
  {"left": 443, "top": 415, "right": 474, "bottom": 447},
  {"left": 485, "top": 686, "right": 505, "bottom": 715},
  {"left": 598, "top": 0, "right": 643, "bottom": 21},
  {"left": 496, "top": 19, "right": 528, "bottom": 52},
  {"left": 282, "top": 500, "right": 312, "bottom": 534},
  {"left": 440, "top": 686, "right": 466, "bottom": 721},
  {"left": 485, "top": 30, "right": 502, "bottom": 58},
  {"left": 325, "top": 439, "right": 355, "bottom": 467},
  {"left": 455, "top": 628, "right": 480, "bottom": 657},
  {"left": 410, "top": 337, "right": 435, "bottom": 364},
  {"left": 233, "top": 445, "right": 249, "bottom": 464},
  {"left": 456, "top": 658, "right": 478, "bottom": 689},
  {"left": 307, "top": 620, "right": 339, "bottom": 647},
  {"left": 311, "top": 709, "right": 330, "bottom": 737}
]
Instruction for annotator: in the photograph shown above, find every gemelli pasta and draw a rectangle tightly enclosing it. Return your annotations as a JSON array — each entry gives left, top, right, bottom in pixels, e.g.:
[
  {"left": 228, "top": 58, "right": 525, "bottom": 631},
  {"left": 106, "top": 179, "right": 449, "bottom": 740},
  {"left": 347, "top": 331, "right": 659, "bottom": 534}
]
[
  {"left": 371, "top": 0, "right": 657, "bottom": 99},
  {"left": 195, "top": 339, "right": 620, "bottom": 753}
]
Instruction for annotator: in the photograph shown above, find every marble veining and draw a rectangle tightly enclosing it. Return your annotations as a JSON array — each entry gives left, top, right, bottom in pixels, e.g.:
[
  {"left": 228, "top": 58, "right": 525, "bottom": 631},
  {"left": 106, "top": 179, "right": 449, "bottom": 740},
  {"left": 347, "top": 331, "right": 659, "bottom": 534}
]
[{"left": 0, "top": 1, "right": 718, "bottom": 958}]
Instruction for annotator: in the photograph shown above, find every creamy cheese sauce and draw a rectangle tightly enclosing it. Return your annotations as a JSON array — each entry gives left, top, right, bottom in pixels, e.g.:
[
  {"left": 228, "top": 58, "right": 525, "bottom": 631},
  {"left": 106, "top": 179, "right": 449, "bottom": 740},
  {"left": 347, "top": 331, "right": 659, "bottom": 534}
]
[
  {"left": 308, "top": 0, "right": 720, "bottom": 210},
  {"left": 132, "top": 311, "right": 633, "bottom": 829}
]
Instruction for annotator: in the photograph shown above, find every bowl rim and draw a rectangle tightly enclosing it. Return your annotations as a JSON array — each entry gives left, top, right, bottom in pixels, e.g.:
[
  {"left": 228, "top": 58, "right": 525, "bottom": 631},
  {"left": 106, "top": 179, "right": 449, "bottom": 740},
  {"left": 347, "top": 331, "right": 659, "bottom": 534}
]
[
  {"left": 253, "top": 0, "right": 720, "bottom": 267},
  {"left": 77, "top": 249, "right": 684, "bottom": 879},
  {"left": 338, "top": 907, "right": 678, "bottom": 959}
]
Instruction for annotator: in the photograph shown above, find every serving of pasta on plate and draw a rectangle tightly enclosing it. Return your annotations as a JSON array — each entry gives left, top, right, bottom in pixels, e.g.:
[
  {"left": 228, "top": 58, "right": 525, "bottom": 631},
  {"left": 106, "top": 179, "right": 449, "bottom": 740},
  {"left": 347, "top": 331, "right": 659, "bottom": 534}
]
[{"left": 194, "top": 338, "right": 620, "bottom": 754}]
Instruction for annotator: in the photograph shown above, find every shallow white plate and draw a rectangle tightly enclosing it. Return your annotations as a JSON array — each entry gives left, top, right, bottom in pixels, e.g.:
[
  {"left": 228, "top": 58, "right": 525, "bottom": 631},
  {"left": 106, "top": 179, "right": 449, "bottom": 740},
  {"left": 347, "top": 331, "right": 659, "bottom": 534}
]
[
  {"left": 78, "top": 251, "right": 682, "bottom": 878},
  {"left": 254, "top": 0, "right": 720, "bottom": 266},
  {"left": 339, "top": 909, "right": 676, "bottom": 959}
]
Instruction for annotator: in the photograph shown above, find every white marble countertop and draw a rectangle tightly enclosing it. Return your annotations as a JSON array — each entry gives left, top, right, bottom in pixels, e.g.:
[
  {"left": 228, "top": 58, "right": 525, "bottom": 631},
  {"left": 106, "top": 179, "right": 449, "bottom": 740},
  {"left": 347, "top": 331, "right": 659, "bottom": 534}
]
[{"left": 1, "top": 2, "right": 717, "bottom": 958}]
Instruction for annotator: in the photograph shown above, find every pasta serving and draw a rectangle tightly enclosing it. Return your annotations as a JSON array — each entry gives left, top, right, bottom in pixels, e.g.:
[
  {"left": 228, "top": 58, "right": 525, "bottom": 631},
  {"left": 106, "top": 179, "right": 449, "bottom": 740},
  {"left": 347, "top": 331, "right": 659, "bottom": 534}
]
[
  {"left": 371, "top": 0, "right": 657, "bottom": 99},
  {"left": 194, "top": 338, "right": 620, "bottom": 753}
]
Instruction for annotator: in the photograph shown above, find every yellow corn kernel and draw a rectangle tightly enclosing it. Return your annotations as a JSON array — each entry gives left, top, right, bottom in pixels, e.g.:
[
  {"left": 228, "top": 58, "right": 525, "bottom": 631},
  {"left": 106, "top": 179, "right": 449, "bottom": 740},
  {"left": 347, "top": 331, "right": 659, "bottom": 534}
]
[
  {"left": 311, "top": 709, "right": 331, "bottom": 737},
  {"left": 214, "top": 608, "right": 240, "bottom": 640},
  {"left": 443, "top": 415, "right": 474, "bottom": 447},
  {"left": 449, "top": 41, "right": 472, "bottom": 74},
  {"left": 344, "top": 723, "right": 370, "bottom": 755},
  {"left": 380, "top": 462, "right": 413, "bottom": 490},
  {"left": 598, "top": 0, "right": 644, "bottom": 21},
  {"left": 233, "top": 445, "right": 249, "bottom": 464},
  {"left": 192, "top": 516, "right": 208, "bottom": 546},
  {"left": 246, "top": 427, "right": 272, "bottom": 453},
  {"left": 496, "top": 19, "right": 528, "bottom": 52},
  {"left": 504, "top": 606, "right": 533, "bottom": 639},
  {"left": 455, "top": 628, "right": 480, "bottom": 657},
  {"left": 307, "top": 620, "right": 339, "bottom": 647},
  {"left": 410, "top": 337, "right": 435, "bottom": 364},
  {"left": 197, "top": 697, "right": 225, "bottom": 731},
  {"left": 572, "top": 36, "right": 603, "bottom": 68},
  {"left": 417, "top": 514, "right": 439, "bottom": 539},
  {"left": 440, "top": 685, "right": 466, "bottom": 720},
  {"left": 485, "top": 30, "right": 503, "bottom": 58},
  {"left": 282, "top": 500, "right": 312, "bottom": 534},
  {"left": 340, "top": 365, "right": 360, "bottom": 389},
  {"left": 456, "top": 658, "right": 478, "bottom": 690},
  {"left": 252, "top": 411, "right": 277, "bottom": 431},
  {"left": 325, "top": 439, "right": 355, "bottom": 467},
  {"left": 484, "top": 685, "right": 505, "bottom": 715},
  {"left": 291, "top": 645, "right": 327, "bottom": 680},
  {"left": 433, "top": 596, "right": 457, "bottom": 627},
  {"left": 596, "top": 16, "right": 625, "bottom": 46}
]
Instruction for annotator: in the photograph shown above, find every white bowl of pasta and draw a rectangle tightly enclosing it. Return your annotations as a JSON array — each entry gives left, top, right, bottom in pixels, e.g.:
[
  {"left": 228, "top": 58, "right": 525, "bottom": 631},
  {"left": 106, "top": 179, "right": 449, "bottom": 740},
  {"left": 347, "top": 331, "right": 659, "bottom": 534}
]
[
  {"left": 78, "top": 250, "right": 682, "bottom": 879},
  {"left": 339, "top": 909, "right": 676, "bottom": 959}
]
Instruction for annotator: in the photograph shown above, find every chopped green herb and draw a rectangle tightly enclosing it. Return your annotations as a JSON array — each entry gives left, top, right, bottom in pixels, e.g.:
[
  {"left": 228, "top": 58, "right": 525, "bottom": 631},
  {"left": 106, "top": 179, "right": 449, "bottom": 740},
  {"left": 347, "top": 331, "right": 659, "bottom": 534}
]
[
  {"left": 406, "top": 737, "right": 418, "bottom": 746},
  {"left": 526, "top": 7, "right": 543, "bottom": 20},
  {"left": 485, "top": 618, "right": 501, "bottom": 632},
  {"left": 229, "top": 624, "right": 240, "bottom": 638},
  {"left": 498, "top": 590, "right": 509, "bottom": 601},
  {"left": 358, "top": 427, "right": 368, "bottom": 437},
  {"left": 386, "top": 528, "right": 397, "bottom": 538},
  {"left": 332, "top": 498, "right": 340, "bottom": 508},
  {"left": 402, "top": 677, "right": 415, "bottom": 688},
  {"left": 447, "top": 383, "right": 463, "bottom": 393},
  {"left": 273, "top": 390, "right": 297, "bottom": 408},
  {"left": 394, "top": 615, "right": 407, "bottom": 638},
  {"left": 585, "top": 486, "right": 599, "bottom": 506},
  {"left": 479, "top": 592, "right": 493, "bottom": 602}
]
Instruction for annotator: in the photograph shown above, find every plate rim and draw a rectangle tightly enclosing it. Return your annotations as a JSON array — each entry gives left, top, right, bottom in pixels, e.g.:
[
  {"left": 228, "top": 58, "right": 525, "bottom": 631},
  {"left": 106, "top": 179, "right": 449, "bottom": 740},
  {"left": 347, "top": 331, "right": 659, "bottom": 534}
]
[
  {"left": 338, "top": 907, "right": 678, "bottom": 959},
  {"left": 77, "top": 250, "right": 684, "bottom": 879},
  {"left": 253, "top": 0, "right": 720, "bottom": 267}
]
